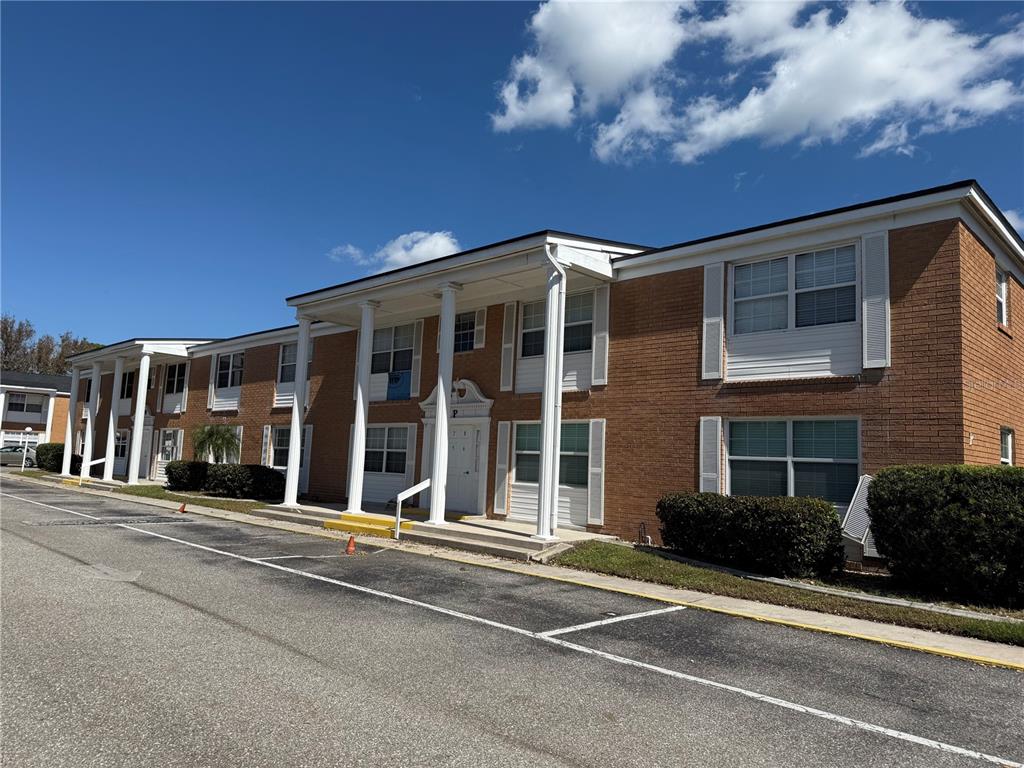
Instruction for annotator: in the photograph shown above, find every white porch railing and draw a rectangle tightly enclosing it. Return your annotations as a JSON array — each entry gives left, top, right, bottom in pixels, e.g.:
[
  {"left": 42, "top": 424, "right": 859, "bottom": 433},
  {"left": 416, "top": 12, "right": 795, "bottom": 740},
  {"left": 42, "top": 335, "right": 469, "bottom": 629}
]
[{"left": 394, "top": 478, "right": 431, "bottom": 541}]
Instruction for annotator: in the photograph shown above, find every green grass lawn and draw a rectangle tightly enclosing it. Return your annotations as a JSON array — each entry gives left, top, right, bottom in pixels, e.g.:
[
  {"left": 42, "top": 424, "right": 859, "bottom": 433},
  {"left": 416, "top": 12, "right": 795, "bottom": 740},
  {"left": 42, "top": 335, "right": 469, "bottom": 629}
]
[
  {"left": 552, "top": 541, "right": 1024, "bottom": 647},
  {"left": 114, "top": 484, "right": 267, "bottom": 515},
  {"left": 13, "top": 469, "right": 50, "bottom": 479}
]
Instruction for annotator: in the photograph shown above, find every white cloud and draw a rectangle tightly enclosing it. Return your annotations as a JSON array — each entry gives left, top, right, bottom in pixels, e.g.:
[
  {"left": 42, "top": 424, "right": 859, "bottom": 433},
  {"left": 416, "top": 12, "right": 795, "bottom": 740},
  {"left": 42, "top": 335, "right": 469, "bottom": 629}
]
[
  {"left": 493, "top": 1, "right": 1024, "bottom": 164},
  {"left": 328, "top": 231, "right": 462, "bottom": 272},
  {"left": 1005, "top": 209, "right": 1024, "bottom": 233}
]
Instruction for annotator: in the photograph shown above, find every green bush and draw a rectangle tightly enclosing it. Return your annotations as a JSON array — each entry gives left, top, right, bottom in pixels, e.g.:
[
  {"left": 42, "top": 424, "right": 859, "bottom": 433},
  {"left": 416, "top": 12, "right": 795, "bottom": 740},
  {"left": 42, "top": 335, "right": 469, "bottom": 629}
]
[
  {"left": 164, "top": 461, "right": 209, "bottom": 491},
  {"left": 33, "top": 442, "right": 81, "bottom": 474},
  {"left": 869, "top": 465, "right": 1024, "bottom": 606},
  {"left": 204, "top": 464, "right": 285, "bottom": 500},
  {"left": 657, "top": 493, "right": 844, "bottom": 578}
]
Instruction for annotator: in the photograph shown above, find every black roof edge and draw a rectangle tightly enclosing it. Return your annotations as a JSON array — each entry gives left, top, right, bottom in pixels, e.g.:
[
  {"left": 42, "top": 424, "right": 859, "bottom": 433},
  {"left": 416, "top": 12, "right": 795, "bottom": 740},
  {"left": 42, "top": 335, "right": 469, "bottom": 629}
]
[
  {"left": 286, "top": 229, "right": 651, "bottom": 303},
  {"left": 188, "top": 319, "right": 345, "bottom": 348},
  {"left": 68, "top": 337, "right": 219, "bottom": 360},
  {"left": 614, "top": 179, "right": 990, "bottom": 262}
]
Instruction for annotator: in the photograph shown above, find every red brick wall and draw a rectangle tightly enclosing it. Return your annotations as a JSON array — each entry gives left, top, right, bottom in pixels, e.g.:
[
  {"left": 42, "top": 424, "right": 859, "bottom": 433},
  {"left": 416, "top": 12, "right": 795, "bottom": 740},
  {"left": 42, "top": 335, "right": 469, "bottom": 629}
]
[{"left": 958, "top": 222, "right": 1023, "bottom": 464}]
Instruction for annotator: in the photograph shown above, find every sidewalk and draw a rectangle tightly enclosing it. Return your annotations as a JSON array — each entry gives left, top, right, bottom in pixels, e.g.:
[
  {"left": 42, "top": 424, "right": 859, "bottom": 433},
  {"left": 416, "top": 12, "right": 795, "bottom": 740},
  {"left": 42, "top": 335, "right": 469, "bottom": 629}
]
[{"left": 4, "top": 472, "right": 1022, "bottom": 671}]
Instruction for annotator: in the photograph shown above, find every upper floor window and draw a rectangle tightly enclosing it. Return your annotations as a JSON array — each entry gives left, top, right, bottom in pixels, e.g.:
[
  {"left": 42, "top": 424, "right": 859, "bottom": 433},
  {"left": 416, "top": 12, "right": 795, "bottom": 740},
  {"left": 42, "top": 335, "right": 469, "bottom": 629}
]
[
  {"left": 216, "top": 352, "right": 244, "bottom": 389},
  {"left": 119, "top": 370, "right": 136, "bottom": 399},
  {"left": 996, "top": 268, "right": 1009, "bottom": 326},
  {"left": 364, "top": 426, "right": 407, "bottom": 474},
  {"left": 520, "top": 291, "right": 594, "bottom": 357},
  {"left": 278, "top": 340, "right": 314, "bottom": 384},
  {"left": 7, "top": 393, "right": 43, "bottom": 414},
  {"left": 372, "top": 325, "right": 414, "bottom": 374},
  {"left": 732, "top": 245, "right": 857, "bottom": 335},
  {"left": 1002, "top": 427, "right": 1015, "bottom": 465},
  {"left": 165, "top": 363, "right": 187, "bottom": 395},
  {"left": 728, "top": 418, "right": 859, "bottom": 506},
  {"left": 454, "top": 312, "right": 476, "bottom": 353}
]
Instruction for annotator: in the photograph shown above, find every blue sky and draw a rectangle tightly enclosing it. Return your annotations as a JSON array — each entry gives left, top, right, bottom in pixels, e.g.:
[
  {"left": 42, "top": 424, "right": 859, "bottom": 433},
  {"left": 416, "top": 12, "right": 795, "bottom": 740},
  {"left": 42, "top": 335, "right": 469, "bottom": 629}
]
[{"left": 3, "top": 1, "right": 1022, "bottom": 343}]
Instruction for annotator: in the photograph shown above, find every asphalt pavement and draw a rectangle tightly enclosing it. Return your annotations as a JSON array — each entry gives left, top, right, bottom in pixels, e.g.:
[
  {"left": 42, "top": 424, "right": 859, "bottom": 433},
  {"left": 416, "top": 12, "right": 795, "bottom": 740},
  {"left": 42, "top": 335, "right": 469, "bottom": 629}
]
[{"left": 1, "top": 478, "right": 1021, "bottom": 768}]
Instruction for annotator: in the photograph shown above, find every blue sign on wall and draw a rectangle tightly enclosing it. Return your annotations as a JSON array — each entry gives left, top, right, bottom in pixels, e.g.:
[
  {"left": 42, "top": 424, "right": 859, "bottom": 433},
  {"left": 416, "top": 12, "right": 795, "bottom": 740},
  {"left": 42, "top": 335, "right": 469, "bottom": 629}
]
[{"left": 387, "top": 370, "right": 411, "bottom": 401}]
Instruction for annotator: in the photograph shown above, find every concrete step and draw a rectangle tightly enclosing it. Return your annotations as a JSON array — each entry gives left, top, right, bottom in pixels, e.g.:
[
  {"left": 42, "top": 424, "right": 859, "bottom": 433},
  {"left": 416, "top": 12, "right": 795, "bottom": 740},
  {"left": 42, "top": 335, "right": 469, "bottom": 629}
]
[
  {"left": 250, "top": 508, "right": 335, "bottom": 527},
  {"left": 398, "top": 529, "right": 540, "bottom": 561},
  {"left": 407, "top": 522, "right": 550, "bottom": 551},
  {"left": 324, "top": 519, "right": 395, "bottom": 538}
]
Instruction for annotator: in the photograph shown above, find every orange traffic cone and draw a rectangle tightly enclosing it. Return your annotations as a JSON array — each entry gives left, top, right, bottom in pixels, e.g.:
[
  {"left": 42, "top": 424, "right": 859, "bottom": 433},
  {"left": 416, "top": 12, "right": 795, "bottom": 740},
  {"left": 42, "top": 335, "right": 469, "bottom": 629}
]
[
  {"left": 345, "top": 535, "right": 356, "bottom": 555},
  {"left": 178, "top": 503, "right": 186, "bottom": 514}
]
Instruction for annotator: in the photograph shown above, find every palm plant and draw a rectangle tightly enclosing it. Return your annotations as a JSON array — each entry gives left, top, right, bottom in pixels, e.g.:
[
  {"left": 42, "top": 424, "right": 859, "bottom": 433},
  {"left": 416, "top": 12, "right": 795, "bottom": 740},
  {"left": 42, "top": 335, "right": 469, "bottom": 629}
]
[{"left": 192, "top": 425, "right": 241, "bottom": 464}]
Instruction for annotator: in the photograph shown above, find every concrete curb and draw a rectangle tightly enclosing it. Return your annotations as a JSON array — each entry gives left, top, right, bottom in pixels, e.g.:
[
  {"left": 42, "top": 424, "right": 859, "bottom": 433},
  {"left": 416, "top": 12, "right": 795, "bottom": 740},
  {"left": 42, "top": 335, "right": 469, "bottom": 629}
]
[{"left": 5, "top": 473, "right": 1022, "bottom": 671}]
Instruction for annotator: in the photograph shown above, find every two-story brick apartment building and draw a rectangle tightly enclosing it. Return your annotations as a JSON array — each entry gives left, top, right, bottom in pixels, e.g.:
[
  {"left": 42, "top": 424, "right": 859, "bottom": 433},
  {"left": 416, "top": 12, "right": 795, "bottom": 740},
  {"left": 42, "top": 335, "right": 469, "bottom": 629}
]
[
  {"left": 1, "top": 371, "right": 71, "bottom": 450},
  {"left": 62, "top": 180, "right": 1022, "bottom": 555}
]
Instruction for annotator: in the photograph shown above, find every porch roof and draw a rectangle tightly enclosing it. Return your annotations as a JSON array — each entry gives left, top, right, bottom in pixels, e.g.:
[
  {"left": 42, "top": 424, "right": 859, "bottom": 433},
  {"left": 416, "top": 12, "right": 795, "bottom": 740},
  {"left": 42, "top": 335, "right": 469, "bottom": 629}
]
[
  {"left": 68, "top": 338, "right": 216, "bottom": 373},
  {"left": 286, "top": 231, "right": 645, "bottom": 327}
]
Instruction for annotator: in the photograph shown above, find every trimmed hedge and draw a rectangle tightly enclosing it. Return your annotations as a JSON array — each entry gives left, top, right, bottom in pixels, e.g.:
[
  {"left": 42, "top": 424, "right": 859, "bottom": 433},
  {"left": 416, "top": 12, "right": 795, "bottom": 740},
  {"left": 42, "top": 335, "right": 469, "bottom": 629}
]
[
  {"left": 204, "top": 464, "right": 285, "bottom": 500},
  {"left": 869, "top": 465, "right": 1024, "bottom": 606},
  {"left": 33, "top": 442, "right": 81, "bottom": 474},
  {"left": 164, "top": 461, "right": 209, "bottom": 492},
  {"left": 657, "top": 493, "right": 844, "bottom": 578}
]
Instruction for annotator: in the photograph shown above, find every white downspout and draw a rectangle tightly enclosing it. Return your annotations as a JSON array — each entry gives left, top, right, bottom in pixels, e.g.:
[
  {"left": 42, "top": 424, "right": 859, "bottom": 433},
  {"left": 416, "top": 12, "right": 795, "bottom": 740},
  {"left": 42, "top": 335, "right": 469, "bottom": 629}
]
[{"left": 545, "top": 243, "right": 566, "bottom": 539}]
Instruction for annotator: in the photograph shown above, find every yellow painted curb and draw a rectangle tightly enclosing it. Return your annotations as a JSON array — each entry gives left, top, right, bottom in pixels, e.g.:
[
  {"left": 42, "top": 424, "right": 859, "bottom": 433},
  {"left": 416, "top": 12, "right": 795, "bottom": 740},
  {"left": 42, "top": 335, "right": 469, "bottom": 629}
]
[{"left": 423, "top": 554, "right": 1024, "bottom": 673}]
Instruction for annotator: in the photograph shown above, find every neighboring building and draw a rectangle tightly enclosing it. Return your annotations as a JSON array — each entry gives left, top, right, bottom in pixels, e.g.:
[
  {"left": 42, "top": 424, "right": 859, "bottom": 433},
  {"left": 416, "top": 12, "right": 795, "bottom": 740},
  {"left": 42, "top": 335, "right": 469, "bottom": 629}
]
[
  {"left": 0, "top": 370, "right": 71, "bottom": 448},
  {"left": 61, "top": 180, "right": 1022, "bottom": 557}
]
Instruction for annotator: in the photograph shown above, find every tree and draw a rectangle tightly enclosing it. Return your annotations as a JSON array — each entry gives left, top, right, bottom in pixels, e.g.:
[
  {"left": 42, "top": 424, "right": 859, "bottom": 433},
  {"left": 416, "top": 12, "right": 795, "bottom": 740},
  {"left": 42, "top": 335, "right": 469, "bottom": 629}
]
[
  {"left": 1, "top": 314, "right": 101, "bottom": 374},
  {"left": 192, "top": 425, "right": 241, "bottom": 464}
]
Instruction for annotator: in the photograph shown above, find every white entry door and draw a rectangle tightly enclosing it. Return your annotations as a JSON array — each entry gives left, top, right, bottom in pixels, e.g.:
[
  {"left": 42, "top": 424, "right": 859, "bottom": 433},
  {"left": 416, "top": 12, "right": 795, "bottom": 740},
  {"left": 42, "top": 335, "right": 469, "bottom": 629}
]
[
  {"left": 138, "top": 425, "right": 153, "bottom": 479},
  {"left": 446, "top": 425, "right": 479, "bottom": 514},
  {"left": 155, "top": 429, "right": 183, "bottom": 481},
  {"left": 113, "top": 430, "right": 130, "bottom": 476}
]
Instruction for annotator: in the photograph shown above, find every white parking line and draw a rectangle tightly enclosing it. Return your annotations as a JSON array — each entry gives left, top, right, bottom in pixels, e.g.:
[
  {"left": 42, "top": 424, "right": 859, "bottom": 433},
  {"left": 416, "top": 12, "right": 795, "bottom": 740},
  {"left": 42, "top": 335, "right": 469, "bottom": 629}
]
[
  {"left": 538, "top": 605, "right": 685, "bottom": 637},
  {"left": 255, "top": 555, "right": 341, "bottom": 561},
  {"left": 4, "top": 489, "right": 1021, "bottom": 768}
]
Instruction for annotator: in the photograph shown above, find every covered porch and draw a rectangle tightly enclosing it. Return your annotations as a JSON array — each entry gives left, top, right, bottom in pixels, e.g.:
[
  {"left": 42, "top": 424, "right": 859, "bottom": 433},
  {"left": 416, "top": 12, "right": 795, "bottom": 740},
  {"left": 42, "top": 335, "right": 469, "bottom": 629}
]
[
  {"left": 283, "top": 232, "right": 638, "bottom": 541},
  {"left": 64, "top": 339, "right": 212, "bottom": 484}
]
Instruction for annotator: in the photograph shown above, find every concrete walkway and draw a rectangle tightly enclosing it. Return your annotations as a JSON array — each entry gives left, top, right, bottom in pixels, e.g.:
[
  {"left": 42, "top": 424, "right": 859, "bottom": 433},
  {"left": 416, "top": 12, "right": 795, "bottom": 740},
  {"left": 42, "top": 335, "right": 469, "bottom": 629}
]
[{"left": 4, "top": 472, "right": 1022, "bottom": 671}]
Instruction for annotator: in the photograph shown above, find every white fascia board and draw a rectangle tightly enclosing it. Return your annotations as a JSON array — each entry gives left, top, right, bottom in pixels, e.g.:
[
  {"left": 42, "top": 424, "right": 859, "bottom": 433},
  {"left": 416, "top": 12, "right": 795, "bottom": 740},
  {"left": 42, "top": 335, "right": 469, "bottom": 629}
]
[
  {"left": 615, "top": 187, "right": 971, "bottom": 281},
  {"left": 189, "top": 324, "right": 348, "bottom": 359},
  {"left": 0, "top": 385, "right": 60, "bottom": 395},
  {"left": 547, "top": 234, "right": 646, "bottom": 256},
  {"left": 964, "top": 190, "right": 1024, "bottom": 273},
  {"left": 70, "top": 339, "right": 213, "bottom": 368},
  {"left": 557, "top": 245, "right": 615, "bottom": 280}
]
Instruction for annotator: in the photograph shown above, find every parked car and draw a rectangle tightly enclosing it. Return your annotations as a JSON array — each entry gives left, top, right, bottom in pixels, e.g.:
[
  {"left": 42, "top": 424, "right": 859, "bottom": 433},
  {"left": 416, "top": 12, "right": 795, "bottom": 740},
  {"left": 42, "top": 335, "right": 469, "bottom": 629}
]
[{"left": 0, "top": 446, "right": 36, "bottom": 467}]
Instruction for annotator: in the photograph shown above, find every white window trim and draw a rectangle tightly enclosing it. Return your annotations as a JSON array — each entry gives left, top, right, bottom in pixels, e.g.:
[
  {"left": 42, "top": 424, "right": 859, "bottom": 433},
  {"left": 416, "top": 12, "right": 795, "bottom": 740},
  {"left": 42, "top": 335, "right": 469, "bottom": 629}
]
[
  {"left": 215, "top": 352, "right": 244, "bottom": 390},
  {"left": 511, "top": 420, "right": 590, "bottom": 488},
  {"left": 996, "top": 268, "right": 1009, "bottom": 326},
  {"left": 453, "top": 310, "right": 477, "bottom": 355},
  {"left": 114, "top": 429, "right": 130, "bottom": 459},
  {"left": 728, "top": 241, "right": 860, "bottom": 338},
  {"left": 1001, "top": 427, "right": 1015, "bottom": 466},
  {"left": 270, "top": 425, "right": 293, "bottom": 470},
  {"left": 364, "top": 424, "right": 410, "bottom": 475},
  {"left": 724, "top": 416, "right": 861, "bottom": 503},
  {"left": 517, "top": 290, "right": 596, "bottom": 360},
  {"left": 7, "top": 392, "right": 45, "bottom": 414},
  {"left": 372, "top": 324, "right": 415, "bottom": 375},
  {"left": 165, "top": 362, "right": 187, "bottom": 395}
]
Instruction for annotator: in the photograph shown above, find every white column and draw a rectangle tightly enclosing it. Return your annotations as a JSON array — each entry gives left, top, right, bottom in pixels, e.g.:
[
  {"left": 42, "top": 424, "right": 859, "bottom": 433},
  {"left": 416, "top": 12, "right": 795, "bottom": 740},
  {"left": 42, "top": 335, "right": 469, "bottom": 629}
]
[
  {"left": 0, "top": 391, "right": 5, "bottom": 443},
  {"left": 534, "top": 263, "right": 565, "bottom": 541},
  {"left": 44, "top": 394, "right": 56, "bottom": 442},
  {"left": 61, "top": 367, "right": 81, "bottom": 476},
  {"left": 346, "top": 301, "right": 377, "bottom": 514},
  {"left": 548, "top": 266, "right": 566, "bottom": 538},
  {"left": 80, "top": 362, "right": 102, "bottom": 481},
  {"left": 103, "top": 356, "right": 125, "bottom": 481},
  {"left": 283, "top": 317, "right": 312, "bottom": 506},
  {"left": 428, "top": 283, "right": 460, "bottom": 526},
  {"left": 127, "top": 352, "right": 151, "bottom": 485}
]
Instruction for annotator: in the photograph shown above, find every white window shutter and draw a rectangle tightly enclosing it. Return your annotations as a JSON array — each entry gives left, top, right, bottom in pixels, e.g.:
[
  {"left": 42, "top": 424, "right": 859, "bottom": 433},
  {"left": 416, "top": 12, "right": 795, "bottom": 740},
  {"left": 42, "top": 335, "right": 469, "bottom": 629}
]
[
  {"left": 420, "top": 426, "right": 434, "bottom": 509},
  {"left": 261, "top": 425, "right": 272, "bottom": 467},
  {"left": 352, "top": 331, "right": 359, "bottom": 401},
  {"left": 207, "top": 357, "right": 216, "bottom": 409},
  {"left": 500, "top": 302, "right": 517, "bottom": 392},
  {"left": 181, "top": 361, "right": 190, "bottom": 413},
  {"left": 174, "top": 429, "right": 184, "bottom": 461},
  {"left": 474, "top": 308, "right": 487, "bottom": 349},
  {"left": 301, "top": 425, "right": 313, "bottom": 492},
  {"left": 155, "top": 364, "right": 165, "bottom": 413},
  {"left": 235, "top": 425, "right": 244, "bottom": 464},
  {"left": 702, "top": 263, "right": 725, "bottom": 380},
  {"left": 405, "top": 423, "right": 418, "bottom": 488},
  {"left": 591, "top": 285, "right": 610, "bottom": 386},
  {"left": 699, "top": 416, "right": 722, "bottom": 493},
  {"left": 493, "top": 421, "right": 511, "bottom": 515},
  {"left": 410, "top": 320, "right": 423, "bottom": 398},
  {"left": 862, "top": 231, "right": 891, "bottom": 368},
  {"left": 587, "top": 419, "right": 606, "bottom": 526}
]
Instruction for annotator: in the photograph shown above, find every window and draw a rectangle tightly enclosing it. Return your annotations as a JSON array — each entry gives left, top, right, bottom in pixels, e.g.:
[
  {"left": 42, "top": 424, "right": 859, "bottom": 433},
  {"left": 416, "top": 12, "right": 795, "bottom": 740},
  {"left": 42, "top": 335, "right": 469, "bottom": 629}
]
[
  {"left": 365, "top": 426, "right": 407, "bottom": 474},
  {"left": 7, "top": 393, "right": 43, "bottom": 414},
  {"left": 732, "top": 245, "right": 857, "bottom": 335},
  {"left": 454, "top": 312, "right": 476, "bottom": 353},
  {"left": 165, "top": 363, "right": 187, "bottom": 395},
  {"left": 513, "top": 422, "right": 589, "bottom": 487},
  {"left": 996, "top": 268, "right": 1009, "bottom": 326},
  {"left": 1002, "top": 427, "right": 1015, "bottom": 465},
  {"left": 371, "top": 325, "right": 414, "bottom": 375},
  {"left": 728, "top": 419, "right": 859, "bottom": 506},
  {"left": 216, "top": 353, "right": 244, "bottom": 389},
  {"left": 521, "top": 292, "right": 594, "bottom": 357},
  {"left": 270, "top": 426, "right": 304, "bottom": 469},
  {"left": 278, "top": 341, "right": 313, "bottom": 384},
  {"left": 158, "top": 429, "right": 182, "bottom": 462},
  {"left": 119, "top": 370, "right": 136, "bottom": 399},
  {"left": 114, "top": 431, "right": 129, "bottom": 459}
]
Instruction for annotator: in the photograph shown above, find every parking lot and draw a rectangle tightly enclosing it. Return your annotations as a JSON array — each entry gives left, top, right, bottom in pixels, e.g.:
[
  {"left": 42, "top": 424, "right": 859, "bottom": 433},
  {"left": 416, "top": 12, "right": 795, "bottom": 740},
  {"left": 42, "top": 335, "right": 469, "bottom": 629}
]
[{"left": 2, "top": 478, "right": 1021, "bottom": 767}]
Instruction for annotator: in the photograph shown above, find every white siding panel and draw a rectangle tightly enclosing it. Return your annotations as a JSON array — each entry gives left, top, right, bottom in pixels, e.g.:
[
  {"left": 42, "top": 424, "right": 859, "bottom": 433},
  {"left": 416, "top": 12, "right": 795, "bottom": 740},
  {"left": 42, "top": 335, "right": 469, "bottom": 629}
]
[
  {"left": 369, "top": 372, "right": 388, "bottom": 401},
  {"left": 515, "top": 352, "right": 593, "bottom": 393},
  {"left": 727, "top": 323, "right": 861, "bottom": 381},
  {"left": 211, "top": 388, "right": 241, "bottom": 411},
  {"left": 508, "top": 482, "right": 588, "bottom": 528},
  {"left": 163, "top": 391, "right": 184, "bottom": 415},
  {"left": 363, "top": 472, "right": 406, "bottom": 505}
]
